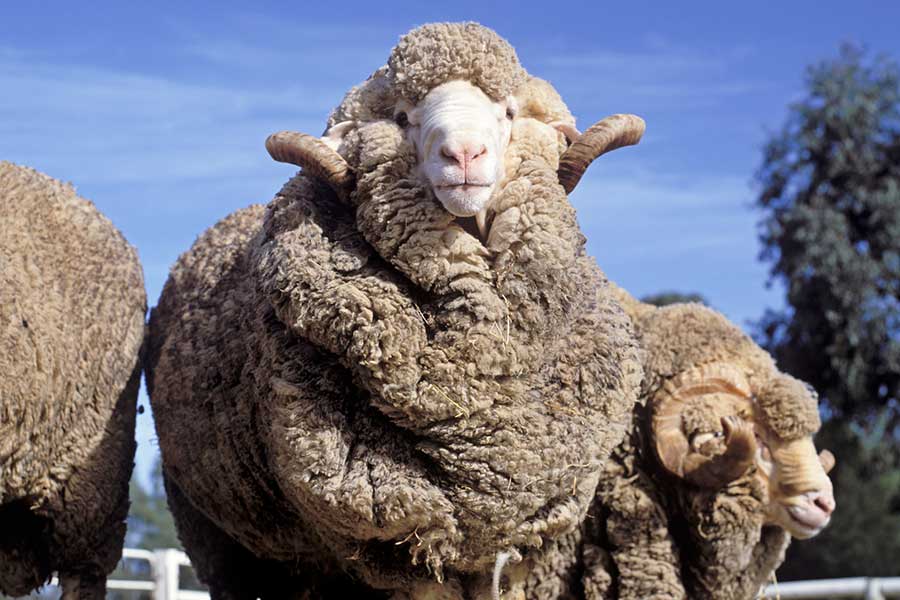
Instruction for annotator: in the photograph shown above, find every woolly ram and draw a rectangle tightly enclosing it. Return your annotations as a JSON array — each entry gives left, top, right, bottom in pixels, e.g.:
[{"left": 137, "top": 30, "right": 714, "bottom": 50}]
[
  {"left": 574, "top": 287, "right": 836, "bottom": 600},
  {"left": 146, "top": 22, "right": 834, "bottom": 600},
  {"left": 145, "top": 22, "right": 646, "bottom": 599}
]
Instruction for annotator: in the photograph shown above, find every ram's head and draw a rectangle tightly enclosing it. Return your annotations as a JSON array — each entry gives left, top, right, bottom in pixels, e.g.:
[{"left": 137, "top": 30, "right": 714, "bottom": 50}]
[
  {"left": 265, "top": 23, "right": 644, "bottom": 237},
  {"left": 652, "top": 363, "right": 836, "bottom": 539}
]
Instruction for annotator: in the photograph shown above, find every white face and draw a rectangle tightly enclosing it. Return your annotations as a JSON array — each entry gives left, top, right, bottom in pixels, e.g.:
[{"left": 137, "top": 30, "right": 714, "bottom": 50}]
[
  {"left": 757, "top": 436, "right": 836, "bottom": 539},
  {"left": 394, "top": 80, "right": 518, "bottom": 217}
]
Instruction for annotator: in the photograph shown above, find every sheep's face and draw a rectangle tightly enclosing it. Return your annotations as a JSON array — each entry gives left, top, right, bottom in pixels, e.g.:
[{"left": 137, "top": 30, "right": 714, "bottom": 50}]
[
  {"left": 757, "top": 432, "right": 835, "bottom": 538},
  {"left": 652, "top": 363, "right": 836, "bottom": 539},
  {"left": 393, "top": 80, "right": 518, "bottom": 218}
]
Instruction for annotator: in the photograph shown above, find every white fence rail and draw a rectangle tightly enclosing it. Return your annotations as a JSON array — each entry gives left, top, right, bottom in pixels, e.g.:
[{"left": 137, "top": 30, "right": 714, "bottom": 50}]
[
  {"left": 762, "top": 577, "right": 900, "bottom": 599},
  {"left": 44, "top": 548, "right": 208, "bottom": 600}
]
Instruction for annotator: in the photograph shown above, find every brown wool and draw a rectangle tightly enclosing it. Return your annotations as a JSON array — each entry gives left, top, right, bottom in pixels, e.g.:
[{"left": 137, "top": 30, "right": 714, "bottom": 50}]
[{"left": 0, "top": 162, "right": 145, "bottom": 598}]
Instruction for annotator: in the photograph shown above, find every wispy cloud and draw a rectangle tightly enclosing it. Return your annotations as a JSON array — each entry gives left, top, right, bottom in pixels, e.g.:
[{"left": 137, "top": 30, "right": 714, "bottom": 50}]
[
  {"left": 534, "top": 36, "right": 767, "bottom": 107},
  {"left": 542, "top": 48, "right": 728, "bottom": 73},
  {"left": 169, "top": 11, "right": 393, "bottom": 77},
  {"left": 0, "top": 47, "right": 345, "bottom": 185},
  {"left": 568, "top": 161, "right": 778, "bottom": 324}
]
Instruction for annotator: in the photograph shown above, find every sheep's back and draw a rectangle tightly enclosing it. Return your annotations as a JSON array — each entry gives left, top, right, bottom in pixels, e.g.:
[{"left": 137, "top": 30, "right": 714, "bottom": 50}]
[{"left": 0, "top": 161, "right": 145, "bottom": 505}]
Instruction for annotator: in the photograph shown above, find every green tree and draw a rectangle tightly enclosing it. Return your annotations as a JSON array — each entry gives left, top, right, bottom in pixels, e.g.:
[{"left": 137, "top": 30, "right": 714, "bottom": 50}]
[
  {"left": 641, "top": 291, "right": 709, "bottom": 307},
  {"left": 754, "top": 44, "right": 900, "bottom": 579},
  {"left": 127, "top": 455, "right": 182, "bottom": 550},
  {"left": 755, "top": 43, "right": 900, "bottom": 423}
]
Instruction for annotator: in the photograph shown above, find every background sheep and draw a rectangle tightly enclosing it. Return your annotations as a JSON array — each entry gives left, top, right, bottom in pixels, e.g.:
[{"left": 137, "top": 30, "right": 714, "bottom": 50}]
[
  {"left": 577, "top": 287, "right": 836, "bottom": 600},
  {"left": 146, "top": 22, "right": 645, "bottom": 599},
  {"left": 0, "top": 162, "right": 146, "bottom": 599}
]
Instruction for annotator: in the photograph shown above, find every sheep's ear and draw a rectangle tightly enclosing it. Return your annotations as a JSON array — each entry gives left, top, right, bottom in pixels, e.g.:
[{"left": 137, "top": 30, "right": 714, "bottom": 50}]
[
  {"left": 819, "top": 449, "right": 835, "bottom": 474},
  {"left": 557, "top": 114, "right": 645, "bottom": 194},
  {"left": 550, "top": 121, "right": 580, "bottom": 146},
  {"left": 320, "top": 121, "right": 355, "bottom": 151},
  {"left": 266, "top": 128, "right": 355, "bottom": 203}
]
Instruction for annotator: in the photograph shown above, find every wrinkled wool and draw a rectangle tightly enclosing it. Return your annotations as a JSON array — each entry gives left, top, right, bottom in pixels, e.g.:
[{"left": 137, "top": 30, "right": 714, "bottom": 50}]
[{"left": 579, "top": 285, "right": 808, "bottom": 599}]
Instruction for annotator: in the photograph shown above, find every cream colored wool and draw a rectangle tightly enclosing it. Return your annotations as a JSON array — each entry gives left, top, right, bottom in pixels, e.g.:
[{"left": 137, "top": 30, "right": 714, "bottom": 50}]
[
  {"left": 146, "top": 23, "right": 642, "bottom": 599},
  {"left": 0, "top": 162, "right": 145, "bottom": 599},
  {"left": 580, "top": 285, "right": 825, "bottom": 600},
  {"left": 388, "top": 23, "right": 527, "bottom": 103}
]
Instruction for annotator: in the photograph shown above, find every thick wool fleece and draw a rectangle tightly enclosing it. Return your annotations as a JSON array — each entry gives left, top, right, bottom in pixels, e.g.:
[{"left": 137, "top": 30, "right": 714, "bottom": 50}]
[
  {"left": 0, "top": 162, "right": 145, "bottom": 597},
  {"left": 387, "top": 22, "right": 527, "bottom": 103},
  {"left": 515, "top": 76, "right": 577, "bottom": 129},
  {"left": 329, "top": 24, "right": 530, "bottom": 129},
  {"left": 581, "top": 432, "right": 686, "bottom": 600},
  {"left": 147, "top": 23, "right": 642, "bottom": 598},
  {"left": 582, "top": 285, "right": 816, "bottom": 599}
]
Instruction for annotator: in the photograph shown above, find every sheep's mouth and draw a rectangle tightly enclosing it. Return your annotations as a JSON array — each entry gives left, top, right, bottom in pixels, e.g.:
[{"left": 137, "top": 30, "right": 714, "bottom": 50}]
[
  {"left": 433, "top": 182, "right": 495, "bottom": 220},
  {"left": 435, "top": 183, "right": 492, "bottom": 191},
  {"left": 782, "top": 504, "right": 831, "bottom": 539},
  {"left": 787, "top": 505, "right": 830, "bottom": 532}
]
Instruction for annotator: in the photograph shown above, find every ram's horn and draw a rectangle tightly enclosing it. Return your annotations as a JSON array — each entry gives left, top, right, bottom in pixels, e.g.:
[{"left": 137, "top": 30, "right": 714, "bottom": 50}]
[
  {"left": 557, "top": 114, "right": 646, "bottom": 194},
  {"left": 685, "top": 415, "right": 758, "bottom": 488},
  {"left": 265, "top": 131, "right": 355, "bottom": 202},
  {"left": 653, "top": 362, "right": 758, "bottom": 488}
]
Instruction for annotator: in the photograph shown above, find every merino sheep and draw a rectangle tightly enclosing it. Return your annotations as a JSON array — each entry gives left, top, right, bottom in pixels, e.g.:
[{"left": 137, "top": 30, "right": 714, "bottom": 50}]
[
  {"left": 0, "top": 162, "right": 146, "bottom": 599},
  {"left": 145, "top": 22, "right": 646, "bottom": 599},
  {"left": 577, "top": 287, "right": 836, "bottom": 600}
]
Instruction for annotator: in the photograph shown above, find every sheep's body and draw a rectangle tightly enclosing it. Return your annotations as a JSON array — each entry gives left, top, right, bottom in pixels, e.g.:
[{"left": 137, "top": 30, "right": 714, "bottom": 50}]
[
  {"left": 147, "top": 134, "right": 641, "bottom": 598},
  {"left": 146, "top": 23, "right": 643, "bottom": 599},
  {"left": 148, "top": 21, "right": 828, "bottom": 600},
  {"left": 0, "top": 162, "right": 145, "bottom": 598},
  {"left": 577, "top": 286, "right": 829, "bottom": 600}
]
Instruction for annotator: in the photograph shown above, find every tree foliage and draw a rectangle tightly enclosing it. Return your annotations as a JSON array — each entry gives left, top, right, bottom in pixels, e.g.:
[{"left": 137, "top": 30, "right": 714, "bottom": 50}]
[
  {"left": 641, "top": 291, "right": 709, "bottom": 308},
  {"left": 755, "top": 44, "right": 900, "bottom": 579},
  {"left": 127, "top": 455, "right": 182, "bottom": 550},
  {"left": 755, "top": 44, "right": 900, "bottom": 424}
]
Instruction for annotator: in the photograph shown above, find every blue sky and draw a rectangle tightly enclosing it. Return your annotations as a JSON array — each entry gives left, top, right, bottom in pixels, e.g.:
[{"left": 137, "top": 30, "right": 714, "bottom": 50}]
[{"left": 3, "top": 1, "right": 899, "bottom": 486}]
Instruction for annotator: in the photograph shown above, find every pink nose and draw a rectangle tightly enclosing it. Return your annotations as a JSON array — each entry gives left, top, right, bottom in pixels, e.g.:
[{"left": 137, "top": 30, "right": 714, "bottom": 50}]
[
  {"left": 440, "top": 138, "right": 487, "bottom": 168},
  {"left": 788, "top": 488, "right": 835, "bottom": 533},
  {"left": 811, "top": 490, "right": 836, "bottom": 515}
]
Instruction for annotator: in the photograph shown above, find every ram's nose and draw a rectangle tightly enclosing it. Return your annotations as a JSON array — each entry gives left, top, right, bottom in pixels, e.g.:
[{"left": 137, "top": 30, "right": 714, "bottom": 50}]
[
  {"left": 440, "top": 135, "right": 488, "bottom": 169},
  {"left": 810, "top": 489, "right": 836, "bottom": 515},
  {"left": 787, "top": 488, "right": 836, "bottom": 535}
]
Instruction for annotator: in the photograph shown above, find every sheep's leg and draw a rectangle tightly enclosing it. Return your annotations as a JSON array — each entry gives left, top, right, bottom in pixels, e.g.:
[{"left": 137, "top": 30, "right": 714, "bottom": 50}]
[
  {"left": 589, "top": 442, "right": 686, "bottom": 600},
  {"left": 164, "top": 475, "right": 264, "bottom": 600},
  {"left": 0, "top": 500, "right": 55, "bottom": 596},
  {"left": 59, "top": 571, "right": 105, "bottom": 600},
  {"left": 208, "top": 586, "right": 258, "bottom": 600},
  {"left": 684, "top": 525, "right": 789, "bottom": 600}
]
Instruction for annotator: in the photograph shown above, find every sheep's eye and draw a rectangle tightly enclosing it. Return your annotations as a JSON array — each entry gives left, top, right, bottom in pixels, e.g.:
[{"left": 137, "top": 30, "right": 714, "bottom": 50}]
[
  {"left": 395, "top": 111, "right": 409, "bottom": 128},
  {"left": 505, "top": 106, "right": 516, "bottom": 120},
  {"left": 690, "top": 431, "right": 718, "bottom": 451}
]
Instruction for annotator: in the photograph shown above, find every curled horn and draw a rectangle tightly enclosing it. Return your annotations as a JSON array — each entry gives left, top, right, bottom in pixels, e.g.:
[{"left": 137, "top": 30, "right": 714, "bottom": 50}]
[
  {"left": 557, "top": 114, "right": 646, "bottom": 194},
  {"left": 265, "top": 131, "right": 355, "bottom": 202},
  {"left": 652, "top": 363, "right": 758, "bottom": 488}
]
